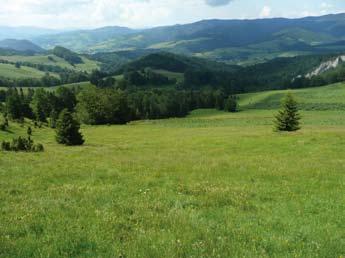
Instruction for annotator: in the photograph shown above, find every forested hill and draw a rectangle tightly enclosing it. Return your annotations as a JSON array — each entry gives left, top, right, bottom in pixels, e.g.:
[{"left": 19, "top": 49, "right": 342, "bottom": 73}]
[
  {"left": 32, "top": 13, "right": 345, "bottom": 64},
  {"left": 112, "top": 51, "right": 345, "bottom": 93},
  {"left": 0, "top": 39, "right": 44, "bottom": 53},
  {"left": 118, "top": 52, "right": 240, "bottom": 74},
  {"left": 33, "top": 26, "right": 139, "bottom": 52},
  {"left": 0, "top": 41, "right": 344, "bottom": 94}
]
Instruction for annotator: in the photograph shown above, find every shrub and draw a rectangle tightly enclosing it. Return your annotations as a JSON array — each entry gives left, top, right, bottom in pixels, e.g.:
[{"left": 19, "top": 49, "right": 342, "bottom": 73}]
[
  {"left": 10, "top": 136, "right": 32, "bottom": 151},
  {"left": 0, "top": 122, "right": 7, "bottom": 131},
  {"left": 27, "top": 126, "right": 32, "bottom": 136},
  {"left": 1, "top": 141, "right": 11, "bottom": 151},
  {"left": 32, "top": 143, "right": 44, "bottom": 152},
  {"left": 0, "top": 116, "right": 8, "bottom": 131},
  {"left": 1, "top": 136, "right": 44, "bottom": 152}
]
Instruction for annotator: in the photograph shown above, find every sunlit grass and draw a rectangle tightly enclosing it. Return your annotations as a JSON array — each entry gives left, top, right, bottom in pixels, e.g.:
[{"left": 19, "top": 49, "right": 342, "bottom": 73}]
[{"left": 1, "top": 107, "right": 344, "bottom": 257}]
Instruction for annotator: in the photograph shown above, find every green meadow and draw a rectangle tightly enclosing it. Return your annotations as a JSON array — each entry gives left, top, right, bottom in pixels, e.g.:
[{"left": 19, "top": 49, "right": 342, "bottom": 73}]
[
  {"left": 0, "top": 63, "right": 56, "bottom": 79},
  {"left": 1, "top": 84, "right": 345, "bottom": 257},
  {"left": 0, "top": 55, "right": 100, "bottom": 73},
  {"left": 240, "top": 82, "right": 345, "bottom": 111}
]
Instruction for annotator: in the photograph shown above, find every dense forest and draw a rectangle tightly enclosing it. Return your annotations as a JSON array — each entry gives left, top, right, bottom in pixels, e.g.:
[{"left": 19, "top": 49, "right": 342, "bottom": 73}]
[
  {"left": 1, "top": 48, "right": 345, "bottom": 91},
  {"left": 109, "top": 52, "right": 345, "bottom": 93},
  {"left": 1, "top": 49, "right": 345, "bottom": 127},
  {"left": 51, "top": 46, "right": 83, "bottom": 65},
  {"left": 0, "top": 83, "right": 238, "bottom": 127}
]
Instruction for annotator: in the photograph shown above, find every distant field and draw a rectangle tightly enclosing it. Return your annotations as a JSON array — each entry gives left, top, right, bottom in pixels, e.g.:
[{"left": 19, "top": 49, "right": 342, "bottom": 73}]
[
  {"left": 0, "top": 63, "right": 57, "bottom": 79},
  {"left": 239, "top": 82, "right": 345, "bottom": 110},
  {"left": 76, "top": 57, "right": 101, "bottom": 72},
  {"left": 47, "top": 81, "right": 93, "bottom": 91},
  {"left": 153, "top": 69, "right": 184, "bottom": 82},
  {"left": 194, "top": 46, "right": 311, "bottom": 66},
  {"left": 148, "top": 38, "right": 209, "bottom": 50},
  {"left": 0, "top": 54, "right": 100, "bottom": 73},
  {"left": 0, "top": 54, "right": 99, "bottom": 82}
]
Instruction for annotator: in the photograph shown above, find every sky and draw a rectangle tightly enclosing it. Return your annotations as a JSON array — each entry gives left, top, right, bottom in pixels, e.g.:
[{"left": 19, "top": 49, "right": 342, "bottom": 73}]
[{"left": 0, "top": 0, "right": 345, "bottom": 29}]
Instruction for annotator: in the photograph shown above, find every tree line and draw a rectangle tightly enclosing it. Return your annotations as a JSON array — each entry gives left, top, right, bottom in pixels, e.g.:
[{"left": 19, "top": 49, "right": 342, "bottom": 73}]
[{"left": 1, "top": 86, "right": 238, "bottom": 127}]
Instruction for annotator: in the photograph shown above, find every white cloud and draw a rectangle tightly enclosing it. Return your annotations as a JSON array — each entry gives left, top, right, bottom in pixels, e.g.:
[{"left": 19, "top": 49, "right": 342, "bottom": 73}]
[
  {"left": 260, "top": 6, "right": 271, "bottom": 18},
  {"left": 300, "top": 10, "right": 318, "bottom": 17},
  {"left": 0, "top": 0, "right": 242, "bottom": 28},
  {"left": 0, "top": 0, "right": 176, "bottom": 28},
  {"left": 205, "top": 0, "right": 233, "bottom": 7},
  {"left": 321, "top": 2, "right": 333, "bottom": 9},
  {"left": 320, "top": 2, "right": 333, "bottom": 14},
  {"left": 0, "top": 0, "right": 343, "bottom": 29}
]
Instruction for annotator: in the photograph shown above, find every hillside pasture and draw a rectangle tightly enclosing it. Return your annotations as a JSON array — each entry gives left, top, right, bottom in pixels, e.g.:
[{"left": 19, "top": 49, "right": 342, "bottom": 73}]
[
  {"left": 153, "top": 69, "right": 184, "bottom": 82},
  {"left": 0, "top": 63, "right": 57, "bottom": 79},
  {"left": 239, "top": 82, "right": 345, "bottom": 110},
  {"left": 1, "top": 81, "right": 345, "bottom": 257},
  {"left": 0, "top": 55, "right": 100, "bottom": 73}
]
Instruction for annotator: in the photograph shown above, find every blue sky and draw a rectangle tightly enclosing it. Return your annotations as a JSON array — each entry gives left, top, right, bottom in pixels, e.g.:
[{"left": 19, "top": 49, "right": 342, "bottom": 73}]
[{"left": 0, "top": 0, "right": 344, "bottom": 29}]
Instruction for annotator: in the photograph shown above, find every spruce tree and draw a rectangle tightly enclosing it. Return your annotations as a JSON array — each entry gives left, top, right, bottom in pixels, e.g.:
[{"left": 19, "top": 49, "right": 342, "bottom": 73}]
[
  {"left": 49, "top": 110, "right": 58, "bottom": 128},
  {"left": 225, "top": 95, "right": 238, "bottom": 112},
  {"left": 31, "top": 89, "right": 50, "bottom": 122},
  {"left": 27, "top": 126, "right": 32, "bottom": 137},
  {"left": 5, "top": 89, "right": 23, "bottom": 120},
  {"left": 214, "top": 90, "right": 225, "bottom": 110},
  {"left": 275, "top": 93, "right": 301, "bottom": 132},
  {"left": 56, "top": 109, "right": 84, "bottom": 146}
]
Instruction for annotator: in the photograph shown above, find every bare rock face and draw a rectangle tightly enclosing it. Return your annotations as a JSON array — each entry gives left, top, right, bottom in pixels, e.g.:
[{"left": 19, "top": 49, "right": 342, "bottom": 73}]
[{"left": 306, "top": 55, "right": 345, "bottom": 78}]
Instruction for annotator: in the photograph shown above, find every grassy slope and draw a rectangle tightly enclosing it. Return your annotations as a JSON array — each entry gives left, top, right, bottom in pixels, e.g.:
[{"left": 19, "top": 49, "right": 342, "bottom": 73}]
[
  {"left": 0, "top": 63, "right": 56, "bottom": 79},
  {"left": 153, "top": 69, "right": 184, "bottom": 82},
  {"left": 239, "top": 82, "right": 345, "bottom": 110},
  {"left": 0, "top": 81, "right": 93, "bottom": 92},
  {"left": 0, "top": 55, "right": 100, "bottom": 73},
  {"left": 47, "top": 81, "right": 93, "bottom": 91},
  {"left": 1, "top": 83, "right": 345, "bottom": 257}
]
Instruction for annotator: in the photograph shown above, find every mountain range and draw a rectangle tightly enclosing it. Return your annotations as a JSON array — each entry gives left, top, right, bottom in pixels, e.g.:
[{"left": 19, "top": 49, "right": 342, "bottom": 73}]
[
  {"left": 0, "top": 39, "right": 44, "bottom": 53},
  {"left": 0, "top": 26, "right": 60, "bottom": 41},
  {"left": 1, "top": 13, "right": 345, "bottom": 66},
  {"left": 27, "top": 13, "right": 345, "bottom": 65}
]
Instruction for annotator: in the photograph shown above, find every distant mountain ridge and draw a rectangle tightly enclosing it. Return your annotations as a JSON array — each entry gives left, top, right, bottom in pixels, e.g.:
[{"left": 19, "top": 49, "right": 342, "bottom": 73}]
[
  {"left": 0, "top": 39, "right": 44, "bottom": 53},
  {"left": 0, "top": 26, "right": 60, "bottom": 41},
  {"left": 33, "top": 26, "right": 139, "bottom": 51},
  {"left": 2, "top": 13, "right": 345, "bottom": 65},
  {"left": 27, "top": 13, "right": 345, "bottom": 64}
]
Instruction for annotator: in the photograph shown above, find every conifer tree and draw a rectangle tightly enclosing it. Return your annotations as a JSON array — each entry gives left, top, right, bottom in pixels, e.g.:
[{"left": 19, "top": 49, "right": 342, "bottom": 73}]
[
  {"left": 214, "top": 90, "right": 225, "bottom": 110},
  {"left": 4, "top": 116, "right": 8, "bottom": 127},
  {"left": 225, "top": 95, "right": 238, "bottom": 112},
  {"left": 49, "top": 110, "right": 58, "bottom": 128},
  {"left": 275, "top": 93, "right": 301, "bottom": 131},
  {"left": 56, "top": 109, "right": 84, "bottom": 146},
  {"left": 27, "top": 126, "right": 32, "bottom": 137},
  {"left": 31, "top": 89, "right": 50, "bottom": 122},
  {"left": 5, "top": 89, "right": 23, "bottom": 120}
]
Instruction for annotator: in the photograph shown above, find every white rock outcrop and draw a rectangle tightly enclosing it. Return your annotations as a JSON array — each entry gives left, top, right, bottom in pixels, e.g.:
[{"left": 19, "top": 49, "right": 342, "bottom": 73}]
[{"left": 306, "top": 55, "right": 345, "bottom": 78}]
